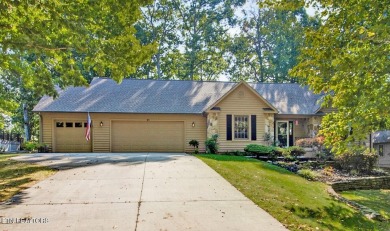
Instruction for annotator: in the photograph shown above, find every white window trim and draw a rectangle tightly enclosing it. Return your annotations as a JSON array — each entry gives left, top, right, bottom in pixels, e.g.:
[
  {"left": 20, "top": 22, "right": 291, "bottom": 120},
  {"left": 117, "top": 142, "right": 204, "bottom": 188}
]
[{"left": 276, "top": 120, "right": 290, "bottom": 147}]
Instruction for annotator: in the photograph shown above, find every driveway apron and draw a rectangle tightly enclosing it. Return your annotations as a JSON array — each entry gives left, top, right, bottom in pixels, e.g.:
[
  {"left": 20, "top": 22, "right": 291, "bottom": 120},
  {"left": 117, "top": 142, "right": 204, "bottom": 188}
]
[{"left": 1, "top": 153, "right": 287, "bottom": 231}]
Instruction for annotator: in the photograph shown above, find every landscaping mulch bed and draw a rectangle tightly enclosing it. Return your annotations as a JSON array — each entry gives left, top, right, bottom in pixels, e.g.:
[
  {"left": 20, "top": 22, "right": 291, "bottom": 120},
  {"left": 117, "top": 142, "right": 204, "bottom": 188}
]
[{"left": 255, "top": 156, "right": 390, "bottom": 183}]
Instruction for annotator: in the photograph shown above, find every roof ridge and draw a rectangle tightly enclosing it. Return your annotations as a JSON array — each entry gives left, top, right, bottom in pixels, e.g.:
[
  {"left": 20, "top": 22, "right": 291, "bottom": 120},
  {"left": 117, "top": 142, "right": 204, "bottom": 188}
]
[
  {"left": 93, "top": 77, "right": 237, "bottom": 84},
  {"left": 93, "top": 77, "right": 307, "bottom": 86}
]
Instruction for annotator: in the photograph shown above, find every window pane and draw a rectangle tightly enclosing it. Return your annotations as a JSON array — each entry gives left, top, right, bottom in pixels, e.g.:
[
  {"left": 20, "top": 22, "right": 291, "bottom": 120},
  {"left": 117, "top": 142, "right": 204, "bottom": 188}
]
[
  {"left": 234, "top": 115, "right": 248, "bottom": 139},
  {"left": 66, "top": 122, "right": 73, "bottom": 127},
  {"left": 56, "top": 122, "right": 64, "bottom": 127},
  {"left": 379, "top": 145, "right": 384, "bottom": 156},
  {"left": 75, "top": 122, "right": 83, "bottom": 128}
]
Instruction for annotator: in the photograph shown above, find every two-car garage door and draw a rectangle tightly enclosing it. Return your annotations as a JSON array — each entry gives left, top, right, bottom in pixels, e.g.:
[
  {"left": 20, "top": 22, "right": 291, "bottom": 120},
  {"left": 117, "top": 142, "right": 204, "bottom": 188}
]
[{"left": 111, "top": 121, "right": 184, "bottom": 152}]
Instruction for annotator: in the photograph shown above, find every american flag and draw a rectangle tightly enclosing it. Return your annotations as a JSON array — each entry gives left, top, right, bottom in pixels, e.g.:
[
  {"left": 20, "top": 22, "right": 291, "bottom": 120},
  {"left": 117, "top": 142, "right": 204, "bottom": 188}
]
[{"left": 85, "top": 112, "right": 91, "bottom": 141}]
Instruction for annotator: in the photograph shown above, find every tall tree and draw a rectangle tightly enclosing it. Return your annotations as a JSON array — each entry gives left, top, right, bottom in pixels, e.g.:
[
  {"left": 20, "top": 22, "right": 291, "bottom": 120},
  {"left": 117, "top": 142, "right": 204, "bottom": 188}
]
[
  {"left": 265, "top": 0, "right": 390, "bottom": 154},
  {"left": 0, "top": 0, "right": 155, "bottom": 132},
  {"left": 173, "top": 0, "right": 245, "bottom": 81},
  {"left": 227, "top": 1, "right": 317, "bottom": 83},
  {"left": 134, "top": 0, "right": 179, "bottom": 79}
]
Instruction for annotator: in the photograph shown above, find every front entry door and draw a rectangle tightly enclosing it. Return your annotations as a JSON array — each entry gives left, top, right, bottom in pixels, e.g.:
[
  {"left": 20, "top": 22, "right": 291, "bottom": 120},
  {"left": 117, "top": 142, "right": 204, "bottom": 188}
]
[{"left": 276, "top": 121, "right": 293, "bottom": 147}]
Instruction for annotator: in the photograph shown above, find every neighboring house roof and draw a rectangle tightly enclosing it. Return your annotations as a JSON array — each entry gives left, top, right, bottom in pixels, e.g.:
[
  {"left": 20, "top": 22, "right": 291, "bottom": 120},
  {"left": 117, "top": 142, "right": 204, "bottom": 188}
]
[
  {"left": 33, "top": 77, "right": 323, "bottom": 115},
  {"left": 373, "top": 131, "right": 390, "bottom": 144}
]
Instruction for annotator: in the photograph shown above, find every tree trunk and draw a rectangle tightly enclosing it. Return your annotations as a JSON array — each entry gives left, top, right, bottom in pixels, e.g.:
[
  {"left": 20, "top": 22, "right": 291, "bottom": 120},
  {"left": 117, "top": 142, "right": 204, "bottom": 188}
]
[
  {"left": 23, "top": 103, "right": 30, "bottom": 141},
  {"left": 156, "top": 52, "right": 162, "bottom": 80}
]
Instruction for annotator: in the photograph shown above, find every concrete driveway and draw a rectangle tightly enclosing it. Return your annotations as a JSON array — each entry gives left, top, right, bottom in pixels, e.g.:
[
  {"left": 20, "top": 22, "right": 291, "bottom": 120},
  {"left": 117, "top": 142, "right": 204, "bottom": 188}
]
[{"left": 1, "top": 153, "right": 287, "bottom": 231}]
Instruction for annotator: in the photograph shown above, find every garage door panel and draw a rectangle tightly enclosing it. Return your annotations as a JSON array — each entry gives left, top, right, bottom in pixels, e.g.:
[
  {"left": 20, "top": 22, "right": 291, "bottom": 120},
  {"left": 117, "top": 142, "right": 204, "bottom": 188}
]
[
  {"left": 111, "top": 121, "right": 184, "bottom": 152},
  {"left": 55, "top": 121, "right": 92, "bottom": 152}
]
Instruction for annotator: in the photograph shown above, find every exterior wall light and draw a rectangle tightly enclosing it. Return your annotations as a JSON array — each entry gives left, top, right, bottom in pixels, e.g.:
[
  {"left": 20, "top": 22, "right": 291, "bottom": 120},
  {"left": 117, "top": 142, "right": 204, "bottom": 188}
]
[
  {"left": 100, "top": 121, "right": 103, "bottom": 127},
  {"left": 192, "top": 122, "right": 195, "bottom": 127}
]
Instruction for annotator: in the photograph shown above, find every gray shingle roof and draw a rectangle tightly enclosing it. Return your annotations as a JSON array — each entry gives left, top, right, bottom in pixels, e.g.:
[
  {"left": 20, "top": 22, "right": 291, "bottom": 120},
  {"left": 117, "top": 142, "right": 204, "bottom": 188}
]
[
  {"left": 250, "top": 83, "right": 323, "bottom": 115},
  {"left": 33, "top": 78, "right": 322, "bottom": 115},
  {"left": 373, "top": 131, "right": 390, "bottom": 144}
]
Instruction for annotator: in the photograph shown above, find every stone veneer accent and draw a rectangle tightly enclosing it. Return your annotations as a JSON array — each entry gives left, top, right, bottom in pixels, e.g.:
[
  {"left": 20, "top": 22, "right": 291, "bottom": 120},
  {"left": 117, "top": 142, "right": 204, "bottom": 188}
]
[
  {"left": 207, "top": 112, "right": 219, "bottom": 138},
  {"left": 330, "top": 176, "right": 390, "bottom": 192},
  {"left": 264, "top": 114, "right": 274, "bottom": 144}
]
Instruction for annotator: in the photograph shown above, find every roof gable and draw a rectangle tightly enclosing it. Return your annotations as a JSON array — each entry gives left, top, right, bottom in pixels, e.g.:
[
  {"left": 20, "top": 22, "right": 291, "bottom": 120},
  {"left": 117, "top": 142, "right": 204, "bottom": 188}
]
[{"left": 205, "top": 81, "right": 278, "bottom": 113}]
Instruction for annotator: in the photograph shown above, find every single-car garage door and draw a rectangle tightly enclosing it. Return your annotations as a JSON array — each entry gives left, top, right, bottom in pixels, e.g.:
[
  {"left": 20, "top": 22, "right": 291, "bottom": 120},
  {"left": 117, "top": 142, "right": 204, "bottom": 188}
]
[
  {"left": 111, "top": 121, "right": 184, "bottom": 152},
  {"left": 54, "top": 120, "right": 92, "bottom": 152}
]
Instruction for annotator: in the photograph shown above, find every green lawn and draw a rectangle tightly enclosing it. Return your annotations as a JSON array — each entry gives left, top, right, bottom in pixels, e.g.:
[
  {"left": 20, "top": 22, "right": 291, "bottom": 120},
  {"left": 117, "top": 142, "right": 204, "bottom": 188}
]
[
  {"left": 341, "top": 190, "right": 390, "bottom": 220},
  {"left": 0, "top": 154, "right": 56, "bottom": 202},
  {"left": 197, "top": 154, "right": 389, "bottom": 231}
]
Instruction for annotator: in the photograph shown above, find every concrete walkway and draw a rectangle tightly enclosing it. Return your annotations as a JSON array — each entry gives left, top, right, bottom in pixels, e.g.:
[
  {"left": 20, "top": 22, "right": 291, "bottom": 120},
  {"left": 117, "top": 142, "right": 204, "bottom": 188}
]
[{"left": 1, "top": 153, "right": 287, "bottom": 231}]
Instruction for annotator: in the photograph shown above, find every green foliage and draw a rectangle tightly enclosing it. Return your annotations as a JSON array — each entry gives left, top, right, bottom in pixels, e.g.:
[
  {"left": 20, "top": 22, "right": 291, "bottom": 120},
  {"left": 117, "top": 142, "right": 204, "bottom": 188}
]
[
  {"left": 334, "top": 151, "right": 379, "bottom": 174},
  {"left": 265, "top": 0, "right": 390, "bottom": 154},
  {"left": 226, "top": 5, "right": 319, "bottom": 83},
  {"left": 205, "top": 134, "right": 219, "bottom": 154},
  {"left": 198, "top": 154, "right": 387, "bottom": 230},
  {"left": 296, "top": 137, "right": 324, "bottom": 147},
  {"left": 297, "top": 169, "right": 320, "bottom": 181},
  {"left": 223, "top": 150, "right": 246, "bottom": 156},
  {"left": 189, "top": 139, "right": 199, "bottom": 154},
  {"left": 0, "top": 0, "right": 155, "bottom": 97},
  {"left": 133, "top": 0, "right": 179, "bottom": 79},
  {"left": 189, "top": 140, "right": 199, "bottom": 148},
  {"left": 244, "top": 144, "right": 280, "bottom": 159},
  {"left": 133, "top": 0, "right": 245, "bottom": 80},
  {"left": 0, "top": 0, "right": 156, "bottom": 138},
  {"left": 244, "top": 144, "right": 274, "bottom": 155},
  {"left": 273, "top": 146, "right": 284, "bottom": 156},
  {"left": 341, "top": 190, "right": 390, "bottom": 220},
  {"left": 282, "top": 146, "right": 305, "bottom": 160},
  {"left": 22, "top": 141, "right": 40, "bottom": 152}
]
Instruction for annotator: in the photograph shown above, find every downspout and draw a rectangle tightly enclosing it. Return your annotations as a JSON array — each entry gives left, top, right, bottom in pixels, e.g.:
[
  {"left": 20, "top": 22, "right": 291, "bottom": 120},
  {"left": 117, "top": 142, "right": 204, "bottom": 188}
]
[{"left": 39, "top": 113, "right": 43, "bottom": 144}]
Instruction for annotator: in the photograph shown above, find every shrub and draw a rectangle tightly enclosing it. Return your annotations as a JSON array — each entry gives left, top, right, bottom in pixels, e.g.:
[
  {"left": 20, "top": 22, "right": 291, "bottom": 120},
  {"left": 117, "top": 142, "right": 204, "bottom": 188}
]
[
  {"left": 189, "top": 140, "right": 199, "bottom": 154},
  {"left": 323, "top": 166, "right": 335, "bottom": 176},
  {"left": 37, "top": 143, "right": 49, "bottom": 153},
  {"left": 22, "top": 141, "right": 39, "bottom": 152},
  {"left": 275, "top": 161, "right": 299, "bottom": 172},
  {"left": 315, "top": 149, "right": 334, "bottom": 161},
  {"left": 205, "top": 134, "right": 218, "bottom": 154},
  {"left": 296, "top": 136, "right": 325, "bottom": 147},
  {"left": 244, "top": 144, "right": 278, "bottom": 159},
  {"left": 282, "top": 146, "right": 305, "bottom": 160},
  {"left": 244, "top": 144, "right": 274, "bottom": 155},
  {"left": 334, "top": 151, "right": 378, "bottom": 174},
  {"left": 297, "top": 169, "right": 320, "bottom": 181},
  {"left": 273, "top": 147, "right": 284, "bottom": 156}
]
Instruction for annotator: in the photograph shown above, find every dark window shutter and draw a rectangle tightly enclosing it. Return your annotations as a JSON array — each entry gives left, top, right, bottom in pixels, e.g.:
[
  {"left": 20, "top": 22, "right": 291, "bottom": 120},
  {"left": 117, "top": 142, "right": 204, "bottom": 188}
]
[
  {"left": 226, "top": 115, "right": 232, "bottom": 140},
  {"left": 251, "top": 115, "right": 257, "bottom": 140}
]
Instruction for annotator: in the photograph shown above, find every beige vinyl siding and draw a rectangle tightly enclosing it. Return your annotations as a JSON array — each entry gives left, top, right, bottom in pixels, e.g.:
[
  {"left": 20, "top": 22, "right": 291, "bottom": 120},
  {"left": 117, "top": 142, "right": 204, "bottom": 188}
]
[
  {"left": 40, "top": 112, "right": 206, "bottom": 153},
  {"left": 215, "top": 84, "right": 269, "bottom": 152},
  {"left": 41, "top": 115, "right": 52, "bottom": 150}
]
